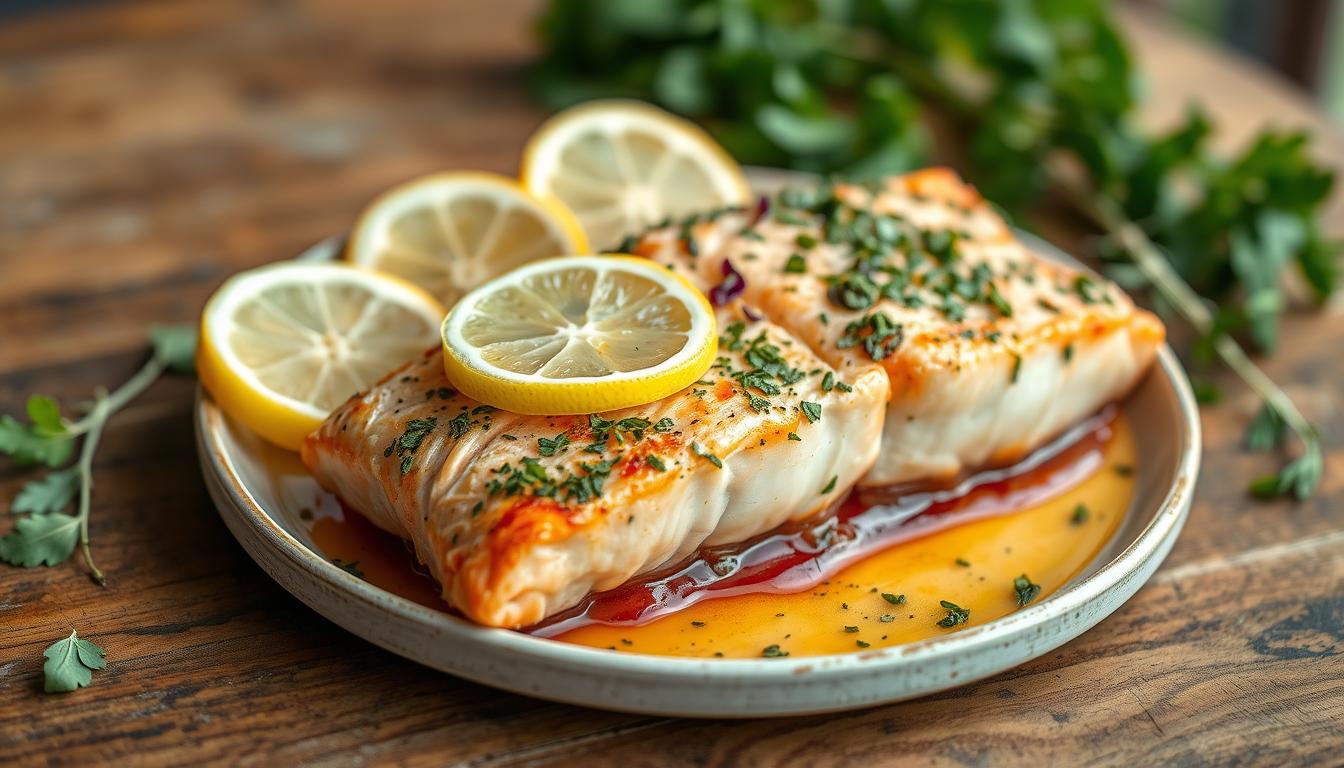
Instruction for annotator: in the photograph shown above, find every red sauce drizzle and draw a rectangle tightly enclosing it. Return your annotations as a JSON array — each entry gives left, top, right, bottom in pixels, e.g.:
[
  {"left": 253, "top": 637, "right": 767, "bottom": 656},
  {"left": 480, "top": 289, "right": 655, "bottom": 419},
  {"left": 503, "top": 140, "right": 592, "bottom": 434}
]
[{"left": 528, "top": 407, "right": 1116, "bottom": 636}]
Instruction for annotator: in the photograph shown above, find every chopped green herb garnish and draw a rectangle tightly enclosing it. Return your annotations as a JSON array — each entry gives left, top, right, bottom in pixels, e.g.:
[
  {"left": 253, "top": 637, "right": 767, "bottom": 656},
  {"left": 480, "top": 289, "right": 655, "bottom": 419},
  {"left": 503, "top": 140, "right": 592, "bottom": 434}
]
[
  {"left": 537, "top": 432, "right": 570, "bottom": 456},
  {"left": 881, "top": 592, "right": 906, "bottom": 605},
  {"left": 1074, "top": 274, "right": 1102, "bottom": 304},
  {"left": 761, "top": 644, "right": 789, "bottom": 658},
  {"left": 787, "top": 432, "right": 801, "bottom": 441},
  {"left": 800, "top": 401, "right": 822, "bottom": 423},
  {"left": 955, "top": 557, "right": 970, "bottom": 567},
  {"left": 1014, "top": 574, "right": 1042, "bottom": 606},
  {"left": 646, "top": 454, "right": 667, "bottom": 472},
  {"left": 937, "top": 600, "right": 970, "bottom": 628},
  {"left": 391, "top": 417, "right": 439, "bottom": 475},
  {"left": 692, "top": 442, "right": 722, "bottom": 468},
  {"left": 784, "top": 254, "right": 808, "bottom": 274},
  {"left": 820, "top": 475, "right": 838, "bottom": 494},
  {"left": 986, "top": 282, "right": 1013, "bottom": 317},
  {"left": 837, "top": 311, "right": 903, "bottom": 361},
  {"left": 856, "top": 639, "right": 871, "bottom": 648},
  {"left": 446, "top": 411, "right": 476, "bottom": 439},
  {"left": 1071, "top": 504, "right": 1089, "bottom": 525}
]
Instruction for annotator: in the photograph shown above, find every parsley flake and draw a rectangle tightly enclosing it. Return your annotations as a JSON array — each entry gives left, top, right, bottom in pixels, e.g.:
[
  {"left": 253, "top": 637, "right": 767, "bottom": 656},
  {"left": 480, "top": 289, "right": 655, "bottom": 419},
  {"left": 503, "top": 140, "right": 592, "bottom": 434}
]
[
  {"left": 692, "top": 442, "right": 722, "bottom": 468},
  {"left": 1014, "top": 574, "right": 1042, "bottom": 606},
  {"left": 800, "top": 401, "right": 822, "bottom": 423},
  {"left": 936, "top": 600, "right": 970, "bottom": 628},
  {"left": 1071, "top": 504, "right": 1089, "bottom": 526}
]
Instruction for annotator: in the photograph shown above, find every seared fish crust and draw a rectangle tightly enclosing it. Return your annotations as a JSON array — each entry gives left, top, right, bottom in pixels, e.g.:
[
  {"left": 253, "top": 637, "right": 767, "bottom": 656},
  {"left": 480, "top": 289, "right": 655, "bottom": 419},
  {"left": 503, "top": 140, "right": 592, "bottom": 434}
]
[
  {"left": 631, "top": 168, "right": 1164, "bottom": 484},
  {"left": 302, "top": 308, "right": 885, "bottom": 627}
]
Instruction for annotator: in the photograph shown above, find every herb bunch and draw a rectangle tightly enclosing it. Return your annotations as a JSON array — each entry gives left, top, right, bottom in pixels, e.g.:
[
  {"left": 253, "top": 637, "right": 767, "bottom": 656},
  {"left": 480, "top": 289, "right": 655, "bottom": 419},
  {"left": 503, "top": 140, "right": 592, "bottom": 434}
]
[
  {"left": 1, "top": 326, "right": 196, "bottom": 583},
  {"left": 533, "top": 0, "right": 1337, "bottom": 499}
]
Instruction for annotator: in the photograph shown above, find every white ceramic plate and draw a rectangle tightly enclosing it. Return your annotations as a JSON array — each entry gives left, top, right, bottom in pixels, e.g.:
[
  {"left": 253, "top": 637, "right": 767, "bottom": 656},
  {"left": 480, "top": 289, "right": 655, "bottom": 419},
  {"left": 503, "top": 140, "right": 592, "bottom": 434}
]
[{"left": 195, "top": 170, "right": 1200, "bottom": 717}]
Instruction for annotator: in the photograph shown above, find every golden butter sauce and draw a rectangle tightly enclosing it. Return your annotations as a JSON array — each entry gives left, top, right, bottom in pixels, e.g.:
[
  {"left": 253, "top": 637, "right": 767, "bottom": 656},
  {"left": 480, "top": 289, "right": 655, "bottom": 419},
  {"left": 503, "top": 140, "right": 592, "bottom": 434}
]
[{"left": 310, "top": 411, "right": 1135, "bottom": 658}]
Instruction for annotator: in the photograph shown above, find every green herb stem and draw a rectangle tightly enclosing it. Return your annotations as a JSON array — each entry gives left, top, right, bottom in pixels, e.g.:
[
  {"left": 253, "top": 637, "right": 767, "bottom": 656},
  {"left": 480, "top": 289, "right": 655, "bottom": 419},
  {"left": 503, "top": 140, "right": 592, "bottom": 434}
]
[
  {"left": 65, "top": 355, "right": 168, "bottom": 436},
  {"left": 70, "top": 355, "right": 168, "bottom": 584},
  {"left": 74, "top": 391, "right": 110, "bottom": 586}
]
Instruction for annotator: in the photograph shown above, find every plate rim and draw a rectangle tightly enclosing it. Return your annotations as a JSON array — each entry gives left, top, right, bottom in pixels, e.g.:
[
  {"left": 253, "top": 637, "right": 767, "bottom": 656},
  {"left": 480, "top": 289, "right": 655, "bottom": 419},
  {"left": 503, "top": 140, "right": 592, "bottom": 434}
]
[{"left": 194, "top": 178, "right": 1201, "bottom": 711}]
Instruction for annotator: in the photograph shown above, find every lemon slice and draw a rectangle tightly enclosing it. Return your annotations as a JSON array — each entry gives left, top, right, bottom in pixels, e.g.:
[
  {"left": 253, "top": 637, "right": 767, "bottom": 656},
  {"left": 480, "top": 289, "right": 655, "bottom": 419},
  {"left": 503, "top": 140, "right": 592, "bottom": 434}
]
[
  {"left": 198, "top": 262, "right": 445, "bottom": 450},
  {"left": 347, "top": 171, "right": 589, "bottom": 307},
  {"left": 521, "top": 100, "right": 751, "bottom": 250},
  {"left": 441, "top": 255, "right": 717, "bottom": 415}
]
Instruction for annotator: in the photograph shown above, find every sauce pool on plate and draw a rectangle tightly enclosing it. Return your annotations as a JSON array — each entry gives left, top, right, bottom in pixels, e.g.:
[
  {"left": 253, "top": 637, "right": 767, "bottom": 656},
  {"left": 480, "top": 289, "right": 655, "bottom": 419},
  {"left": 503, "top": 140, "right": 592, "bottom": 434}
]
[{"left": 305, "top": 410, "right": 1136, "bottom": 658}]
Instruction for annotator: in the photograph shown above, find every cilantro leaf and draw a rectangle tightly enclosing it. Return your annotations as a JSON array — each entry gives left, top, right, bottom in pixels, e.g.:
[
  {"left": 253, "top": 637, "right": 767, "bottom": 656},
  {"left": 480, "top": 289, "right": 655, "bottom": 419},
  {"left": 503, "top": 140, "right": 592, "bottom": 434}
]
[
  {"left": 0, "top": 415, "right": 74, "bottom": 467},
  {"left": 11, "top": 468, "right": 80, "bottom": 515},
  {"left": 1249, "top": 440, "right": 1323, "bottom": 501},
  {"left": 1244, "top": 403, "right": 1287, "bottom": 451},
  {"left": 0, "top": 513, "right": 80, "bottom": 567},
  {"left": 150, "top": 325, "right": 198, "bottom": 374},
  {"left": 43, "top": 630, "right": 107, "bottom": 693},
  {"left": 27, "top": 396, "right": 66, "bottom": 436}
]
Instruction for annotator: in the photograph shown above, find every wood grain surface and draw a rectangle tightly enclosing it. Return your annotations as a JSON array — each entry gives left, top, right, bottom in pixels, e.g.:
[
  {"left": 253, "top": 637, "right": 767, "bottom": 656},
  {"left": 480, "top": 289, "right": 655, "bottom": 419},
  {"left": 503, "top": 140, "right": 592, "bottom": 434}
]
[{"left": 1, "top": 2, "right": 1341, "bottom": 766}]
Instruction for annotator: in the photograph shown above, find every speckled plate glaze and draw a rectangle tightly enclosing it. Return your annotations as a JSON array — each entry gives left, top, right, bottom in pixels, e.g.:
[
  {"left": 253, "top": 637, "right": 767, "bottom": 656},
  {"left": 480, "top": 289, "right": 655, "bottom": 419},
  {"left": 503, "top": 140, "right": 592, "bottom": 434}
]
[{"left": 196, "top": 169, "right": 1200, "bottom": 717}]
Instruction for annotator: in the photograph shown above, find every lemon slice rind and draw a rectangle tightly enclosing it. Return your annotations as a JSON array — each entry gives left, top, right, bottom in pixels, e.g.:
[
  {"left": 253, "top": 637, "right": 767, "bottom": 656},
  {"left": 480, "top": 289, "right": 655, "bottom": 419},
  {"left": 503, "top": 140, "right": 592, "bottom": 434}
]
[
  {"left": 521, "top": 100, "right": 751, "bottom": 249},
  {"left": 198, "top": 261, "right": 446, "bottom": 450},
  {"left": 347, "top": 171, "right": 589, "bottom": 306},
  {"left": 440, "top": 255, "right": 717, "bottom": 415}
]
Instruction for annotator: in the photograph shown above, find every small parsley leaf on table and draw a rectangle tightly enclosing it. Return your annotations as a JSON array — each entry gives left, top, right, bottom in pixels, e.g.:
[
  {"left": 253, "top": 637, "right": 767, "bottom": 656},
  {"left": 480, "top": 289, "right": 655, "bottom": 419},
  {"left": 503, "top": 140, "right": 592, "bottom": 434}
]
[
  {"left": 26, "top": 395, "right": 66, "bottom": 435},
  {"left": 43, "top": 629, "right": 107, "bottom": 693}
]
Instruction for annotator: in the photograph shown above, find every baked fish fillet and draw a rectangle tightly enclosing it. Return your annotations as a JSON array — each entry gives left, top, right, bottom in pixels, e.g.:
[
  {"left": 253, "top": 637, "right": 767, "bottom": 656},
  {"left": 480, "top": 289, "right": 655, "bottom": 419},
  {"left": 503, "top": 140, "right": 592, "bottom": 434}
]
[
  {"left": 631, "top": 168, "right": 1165, "bottom": 485},
  {"left": 301, "top": 310, "right": 886, "bottom": 628}
]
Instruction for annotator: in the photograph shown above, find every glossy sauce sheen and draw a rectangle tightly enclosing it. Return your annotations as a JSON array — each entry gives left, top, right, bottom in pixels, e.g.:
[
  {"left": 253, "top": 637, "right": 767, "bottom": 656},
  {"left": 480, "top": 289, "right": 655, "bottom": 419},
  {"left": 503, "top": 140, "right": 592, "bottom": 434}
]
[{"left": 311, "top": 411, "right": 1134, "bottom": 657}]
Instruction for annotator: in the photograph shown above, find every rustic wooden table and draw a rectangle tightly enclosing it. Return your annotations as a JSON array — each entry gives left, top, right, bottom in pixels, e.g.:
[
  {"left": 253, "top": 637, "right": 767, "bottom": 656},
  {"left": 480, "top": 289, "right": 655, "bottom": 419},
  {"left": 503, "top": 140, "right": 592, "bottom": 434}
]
[{"left": 2, "top": 2, "right": 1341, "bottom": 766}]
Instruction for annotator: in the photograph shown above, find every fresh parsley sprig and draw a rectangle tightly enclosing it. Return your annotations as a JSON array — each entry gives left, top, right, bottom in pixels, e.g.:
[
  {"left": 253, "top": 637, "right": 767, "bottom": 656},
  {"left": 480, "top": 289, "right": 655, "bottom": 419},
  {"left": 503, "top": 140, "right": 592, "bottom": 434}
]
[
  {"left": 1, "top": 326, "right": 196, "bottom": 583},
  {"left": 532, "top": 0, "right": 1336, "bottom": 499}
]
